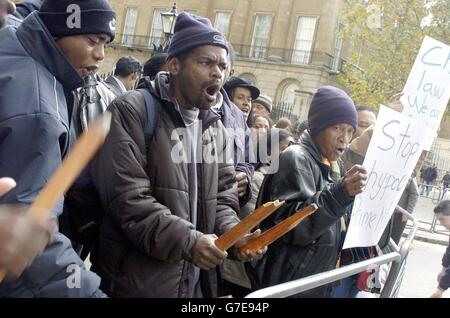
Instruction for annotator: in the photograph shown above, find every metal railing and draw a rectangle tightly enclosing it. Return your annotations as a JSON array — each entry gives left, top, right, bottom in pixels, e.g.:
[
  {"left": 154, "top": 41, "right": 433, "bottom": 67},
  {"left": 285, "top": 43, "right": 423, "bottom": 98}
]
[
  {"left": 428, "top": 187, "right": 450, "bottom": 234},
  {"left": 271, "top": 102, "right": 296, "bottom": 123},
  {"left": 418, "top": 183, "right": 444, "bottom": 203},
  {"left": 380, "top": 206, "right": 417, "bottom": 298},
  {"left": 109, "top": 34, "right": 345, "bottom": 71},
  {"left": 231, "top": 44, "right": 336, "bottom": 69},
  {"left": 110, "top": 34, "right": 163, "bottom": 52},
  {"left": 416, "top": 183, "right": 450, "bottom": 234},
  {"left": 245, "top": 205, "right": 417, "bottom": 298},
  {"left": 429, "top": 214, "right": 447, "bottom": 234}
]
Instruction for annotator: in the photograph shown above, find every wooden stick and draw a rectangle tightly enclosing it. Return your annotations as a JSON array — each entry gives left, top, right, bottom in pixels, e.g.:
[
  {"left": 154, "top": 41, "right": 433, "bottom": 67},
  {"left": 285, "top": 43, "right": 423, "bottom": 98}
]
[
  {"left": 215, "top": 200, "right": 285, "bottom": 251},
  {"left": 239, "top": 203, "right": 318, "bottom": 253},
  {"left": 0, "top": 112, "right": 111, "bottom": 281}
]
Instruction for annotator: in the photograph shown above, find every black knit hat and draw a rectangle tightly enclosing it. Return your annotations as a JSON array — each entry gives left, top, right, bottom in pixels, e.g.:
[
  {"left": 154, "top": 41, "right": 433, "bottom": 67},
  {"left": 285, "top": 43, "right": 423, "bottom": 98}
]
[
  {"left": 38, "top": 0, "right": 116, "bottom": 42},
  {"left": 308, "top": 86, "right": 357, "bottom": 136},
  {"left": 224, "top": 77, "right": 260, "bottom": 100},
  {"left": 168, "top": 12, "right": 228, "bottom": 58}
]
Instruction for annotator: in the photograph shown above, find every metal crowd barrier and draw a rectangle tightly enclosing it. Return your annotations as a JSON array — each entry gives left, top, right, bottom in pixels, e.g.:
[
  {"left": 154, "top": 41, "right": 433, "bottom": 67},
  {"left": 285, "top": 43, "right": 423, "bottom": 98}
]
[
  {"left": 417, "top": 183, "right": 444, "bottom": 203},
  {"left": 416, "top": 183, "right": 449, "bottom": 233},
  {"left": 245, "top": 205, "right": 417, "bottom": 298}
]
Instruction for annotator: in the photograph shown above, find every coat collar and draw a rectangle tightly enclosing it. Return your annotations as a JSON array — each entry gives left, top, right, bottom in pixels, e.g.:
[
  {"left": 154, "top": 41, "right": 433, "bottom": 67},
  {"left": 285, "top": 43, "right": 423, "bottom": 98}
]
[
  {"left": 300, "top": 131, "right": 334, "bottom": 180},
  {"left": 16, "top": 12, "right": 83, "bottom": 91}
]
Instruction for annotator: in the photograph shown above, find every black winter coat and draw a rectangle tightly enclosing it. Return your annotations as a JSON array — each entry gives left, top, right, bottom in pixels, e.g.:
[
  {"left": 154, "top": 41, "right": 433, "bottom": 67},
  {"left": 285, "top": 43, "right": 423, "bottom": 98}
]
[
  {"left": 247, "top": 132, "right": 354, "bottom": 297},
  {"left": 92, "top": 74, "right": 240, "bottom": 298}
]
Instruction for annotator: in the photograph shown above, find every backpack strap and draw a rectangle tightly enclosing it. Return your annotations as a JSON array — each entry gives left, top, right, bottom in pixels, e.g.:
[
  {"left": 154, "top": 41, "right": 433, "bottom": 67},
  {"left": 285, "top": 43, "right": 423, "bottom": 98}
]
[{"left": 137, "top": 88, "right": 157, "bottom": 146}]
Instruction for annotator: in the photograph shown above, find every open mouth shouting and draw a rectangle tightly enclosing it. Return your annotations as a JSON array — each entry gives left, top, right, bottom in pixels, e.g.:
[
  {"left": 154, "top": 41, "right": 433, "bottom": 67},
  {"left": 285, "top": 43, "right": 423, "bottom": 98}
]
[
  {"left": 204, "top": 82, "right": 221, "bottom": 103},
  {"left": 240, "top": 106, "right": 250, "bottom": 118},
  {"left": 336, "top": 147, "right": 346, "bottom": 156},
  {"left": 80, "top": 65, "right": 99, "bottom": 77}
]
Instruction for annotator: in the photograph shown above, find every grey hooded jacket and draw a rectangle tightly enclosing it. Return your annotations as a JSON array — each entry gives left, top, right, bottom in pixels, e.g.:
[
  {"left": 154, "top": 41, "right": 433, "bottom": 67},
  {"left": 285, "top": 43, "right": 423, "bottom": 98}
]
[
  {"left": 0, "top": 12, "right": 103, "bottom": 297},
  {"left": 247, "top": 131, "right": 353, "bottom": 297}
]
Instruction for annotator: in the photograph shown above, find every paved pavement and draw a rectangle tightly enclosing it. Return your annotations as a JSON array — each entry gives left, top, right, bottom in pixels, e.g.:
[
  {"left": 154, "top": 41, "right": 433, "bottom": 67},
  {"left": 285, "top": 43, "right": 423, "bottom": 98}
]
[{"left": 398, "top": 240, "right": 449, "bottom": 298}]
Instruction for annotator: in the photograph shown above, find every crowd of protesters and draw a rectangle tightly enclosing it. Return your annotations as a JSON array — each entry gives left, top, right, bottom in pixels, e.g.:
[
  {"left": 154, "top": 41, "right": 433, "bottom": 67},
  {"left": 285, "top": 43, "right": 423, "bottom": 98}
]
[{"left": 0, "top": 0, "right": 446, "bottom": 299}]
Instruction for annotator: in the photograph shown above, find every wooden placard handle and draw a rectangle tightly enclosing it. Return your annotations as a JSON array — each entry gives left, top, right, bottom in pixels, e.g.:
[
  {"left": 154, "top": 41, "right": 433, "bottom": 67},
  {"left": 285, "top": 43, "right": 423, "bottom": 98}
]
[
  {"left": 239, "top": 203, "right": 318, "bottom": 253},
  {"left": 215, "top": 200, "right": 285, "bottom": 251}
]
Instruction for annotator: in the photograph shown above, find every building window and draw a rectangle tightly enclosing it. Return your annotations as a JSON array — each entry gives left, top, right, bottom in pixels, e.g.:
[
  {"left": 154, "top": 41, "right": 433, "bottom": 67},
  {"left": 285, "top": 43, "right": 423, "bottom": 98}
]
[
  {"left": 250, "top": 15, "right": 272, "bottom": 59},
  {"left": 279, "top": 83, "right": 311, "bottom": 121},
  {"left": 148, "top": 9, "right": 165, "bottom": 48},
  {"left": 296, "top": 92, "right": 312, "bottom": 121},
  {"left": 214, "top": 11, "right": 232, "bottom": 38},
  {"left": 280, "top": 83, "right": 300, "bottom": 118},
  {"left": 122, "top": 7, "right": 138, "bottom": 46},
  {"left": 292, "top": 16, "right": 317, "bottom": 64},
  {"left": 281, "top": 83, "right": 299, "bottom": 105}
]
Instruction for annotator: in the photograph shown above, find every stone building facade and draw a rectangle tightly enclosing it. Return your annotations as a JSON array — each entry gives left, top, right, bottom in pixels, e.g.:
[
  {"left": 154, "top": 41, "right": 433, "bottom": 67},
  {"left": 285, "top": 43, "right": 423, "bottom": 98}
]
[{"left": 102, "top": 0, "right": 350, "bottom": 122}]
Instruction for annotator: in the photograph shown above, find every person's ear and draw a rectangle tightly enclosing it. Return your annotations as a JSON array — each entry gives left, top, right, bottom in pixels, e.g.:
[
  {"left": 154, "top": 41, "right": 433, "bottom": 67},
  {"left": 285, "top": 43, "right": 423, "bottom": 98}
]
[{"left": 167, "top": 57, "right": 182, "bottom": 75}]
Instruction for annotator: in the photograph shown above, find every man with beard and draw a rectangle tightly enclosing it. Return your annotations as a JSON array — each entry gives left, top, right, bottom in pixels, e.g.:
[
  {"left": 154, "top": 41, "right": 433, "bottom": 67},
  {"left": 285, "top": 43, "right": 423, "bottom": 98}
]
[{"left": 91, "top": 12, "right": 266, "bottom": 298}]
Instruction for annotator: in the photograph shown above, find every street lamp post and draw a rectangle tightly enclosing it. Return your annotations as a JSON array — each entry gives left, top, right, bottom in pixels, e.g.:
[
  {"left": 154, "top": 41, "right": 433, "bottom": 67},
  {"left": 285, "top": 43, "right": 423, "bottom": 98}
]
[{"left": 159, "top": 2, "right": 178, "bottom": 52}]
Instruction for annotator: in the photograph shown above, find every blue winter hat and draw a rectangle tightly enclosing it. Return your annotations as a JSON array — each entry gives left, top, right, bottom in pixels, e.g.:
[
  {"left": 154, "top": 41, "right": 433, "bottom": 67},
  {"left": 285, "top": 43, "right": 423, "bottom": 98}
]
[
  {"left": 308, "top": 86, "right": 357, "bottom": 136},
  {"left": 38, "top": 0, "right": 116, "bottom": 42},
  {"left": 167, "top": 12, "right": 229, "bottom": 58}
]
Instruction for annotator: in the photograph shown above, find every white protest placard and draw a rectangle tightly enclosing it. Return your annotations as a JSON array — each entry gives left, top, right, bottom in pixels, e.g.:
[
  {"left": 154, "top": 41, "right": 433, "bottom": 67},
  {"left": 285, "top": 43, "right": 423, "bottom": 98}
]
[
  {"left": 401, "top": 36, "right": 450, "bottom": 150},
  {"left": 343, "top": 106, "right": 428, "bottom": 249}
]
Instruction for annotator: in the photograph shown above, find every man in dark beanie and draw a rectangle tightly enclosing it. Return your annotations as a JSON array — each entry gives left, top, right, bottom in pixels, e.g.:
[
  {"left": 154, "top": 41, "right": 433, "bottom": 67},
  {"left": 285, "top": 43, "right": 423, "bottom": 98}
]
[
  {"left": 308, "top": 86, "right": 358, "bottom": 137},
  {"left": 92, "top": 12, "right": 265, "bottom": 298},
  {"left": 167, "top": 12, "right": 228, "bottom": 58},
  {"left": 0, "top": 0, "right": 115, "bottom": 297},
  {"left": 248, "top": 85, "right": 367, "bottom": 297}
]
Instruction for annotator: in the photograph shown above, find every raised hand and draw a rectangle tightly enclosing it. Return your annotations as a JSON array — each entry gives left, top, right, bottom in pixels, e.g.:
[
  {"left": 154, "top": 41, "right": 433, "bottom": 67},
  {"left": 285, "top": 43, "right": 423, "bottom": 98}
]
[{"left": 342, "top": 165, "right": 368, "bottom": 197}]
